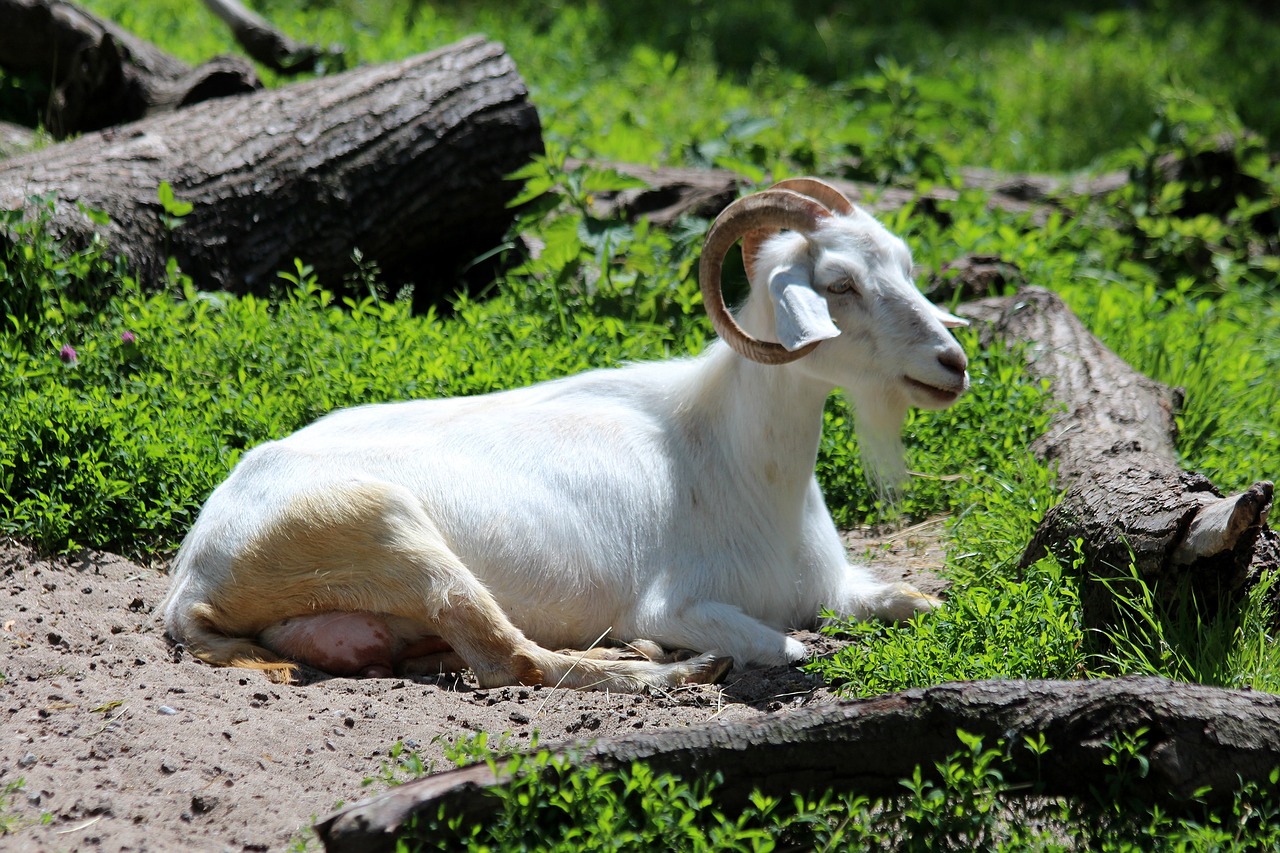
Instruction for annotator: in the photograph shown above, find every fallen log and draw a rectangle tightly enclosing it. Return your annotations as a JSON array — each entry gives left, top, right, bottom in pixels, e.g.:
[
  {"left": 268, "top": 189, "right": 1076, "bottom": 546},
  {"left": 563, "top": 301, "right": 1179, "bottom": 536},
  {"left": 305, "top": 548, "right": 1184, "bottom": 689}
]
[
  {"left": 199, "top": 0, "right": 345, "bottom": 75},
  {"left": 314, "top": 676, "right": 1280, "bottom": 852},
  {"left": 582, "top": 161, "right": 1128, "bottom": 227},
  {"left": 0, "top": 0, "right": 259, "bottom": 135},
  {"left": 0, "top": 119, "right": 36, "bottom": 158},
  {"left": 0, "top": 36, "right": 544, "bottom": 303},
  {"left": 956, "top": 287, "right": 1277, "bottom": 628}
]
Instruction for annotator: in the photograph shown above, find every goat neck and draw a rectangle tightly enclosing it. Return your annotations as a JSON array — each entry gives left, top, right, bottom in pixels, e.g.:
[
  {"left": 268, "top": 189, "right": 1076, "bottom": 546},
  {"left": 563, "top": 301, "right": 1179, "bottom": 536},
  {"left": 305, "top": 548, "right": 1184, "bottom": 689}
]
[{"left": 682, "top": 335, "right": 832, "bottom": 508}]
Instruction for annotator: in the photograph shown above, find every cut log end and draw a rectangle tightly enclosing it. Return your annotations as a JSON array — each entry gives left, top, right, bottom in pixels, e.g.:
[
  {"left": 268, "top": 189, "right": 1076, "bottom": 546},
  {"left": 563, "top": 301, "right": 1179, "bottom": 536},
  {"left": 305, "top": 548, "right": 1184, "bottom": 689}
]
[{"left": 1173, "top": 481, "right": 1274, "bottom": 566}]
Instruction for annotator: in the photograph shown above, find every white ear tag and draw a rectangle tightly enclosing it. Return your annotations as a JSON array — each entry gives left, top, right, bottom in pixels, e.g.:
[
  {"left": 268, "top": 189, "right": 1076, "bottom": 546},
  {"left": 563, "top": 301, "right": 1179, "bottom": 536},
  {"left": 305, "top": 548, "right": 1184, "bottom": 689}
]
[
  {"left": 768, "top": 265, "right": 841, "bottom": 351},
  {"left": 932, "top": 303, "right": 969, "bottom": 329}
]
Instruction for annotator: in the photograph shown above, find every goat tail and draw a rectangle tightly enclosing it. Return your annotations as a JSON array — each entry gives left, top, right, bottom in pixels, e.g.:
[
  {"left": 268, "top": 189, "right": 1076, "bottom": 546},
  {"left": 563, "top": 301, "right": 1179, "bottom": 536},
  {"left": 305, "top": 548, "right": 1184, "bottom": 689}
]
[{"left": 171, "top": 602, "right": 298, "bottom": 683}]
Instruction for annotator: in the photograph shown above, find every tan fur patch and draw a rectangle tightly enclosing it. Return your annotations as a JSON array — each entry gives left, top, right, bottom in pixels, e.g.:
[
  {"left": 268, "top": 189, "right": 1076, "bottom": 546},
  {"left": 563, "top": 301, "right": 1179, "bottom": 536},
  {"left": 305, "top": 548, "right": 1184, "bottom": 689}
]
[
  {"left": 207, "top": 483, "right": 451, "bottom": 636},
  {"left": 193, "top": 481, "right": 541, "bottom": 685},
  {"left": 180, "top": 603, "right": 299, "bottom": 682}
]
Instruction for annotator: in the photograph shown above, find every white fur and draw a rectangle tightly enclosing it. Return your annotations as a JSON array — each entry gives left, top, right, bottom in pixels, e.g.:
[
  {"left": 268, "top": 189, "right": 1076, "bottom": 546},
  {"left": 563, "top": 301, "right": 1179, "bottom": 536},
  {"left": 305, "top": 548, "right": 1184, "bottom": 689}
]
[{"left": 163, "top": 203, "right": 968, "bottom": 670}]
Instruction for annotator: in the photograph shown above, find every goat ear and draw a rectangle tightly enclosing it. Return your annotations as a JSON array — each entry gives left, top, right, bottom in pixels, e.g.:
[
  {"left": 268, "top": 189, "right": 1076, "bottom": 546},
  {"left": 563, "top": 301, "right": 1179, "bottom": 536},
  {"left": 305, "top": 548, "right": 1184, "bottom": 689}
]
[
  {"left": 931, "top": 303, "right": 969, "bottom": 329},
  {"left": 767, "top": 264, "right": 841, "bottom": 352}
]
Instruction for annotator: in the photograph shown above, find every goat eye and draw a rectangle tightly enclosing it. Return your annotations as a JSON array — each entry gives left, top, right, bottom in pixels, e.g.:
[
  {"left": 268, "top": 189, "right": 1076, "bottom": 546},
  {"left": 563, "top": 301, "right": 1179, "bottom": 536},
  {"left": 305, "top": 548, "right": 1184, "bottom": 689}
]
[{"left": 827, "top": 277, "right": 857, "bottom": 295}]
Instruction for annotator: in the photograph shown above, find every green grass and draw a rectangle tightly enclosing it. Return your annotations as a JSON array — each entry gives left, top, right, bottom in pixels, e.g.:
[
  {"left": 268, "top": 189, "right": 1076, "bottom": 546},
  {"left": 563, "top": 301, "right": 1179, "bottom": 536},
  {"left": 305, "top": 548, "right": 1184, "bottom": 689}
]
[
  {"left": 811, "top": 556, "right": 1083, "bottom": 696},
  {"left": 7, "top": 0, "right": 1277, "bottom": 174},
  {"left": 3, "top": 0, "right": 1280, "bottom": 848}
]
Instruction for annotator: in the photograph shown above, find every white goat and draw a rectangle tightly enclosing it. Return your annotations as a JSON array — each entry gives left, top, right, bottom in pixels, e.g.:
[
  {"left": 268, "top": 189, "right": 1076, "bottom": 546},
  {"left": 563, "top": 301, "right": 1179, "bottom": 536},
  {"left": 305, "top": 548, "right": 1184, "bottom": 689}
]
[{"left": 161, "top": 178, "right": 969, "bottom": 692}]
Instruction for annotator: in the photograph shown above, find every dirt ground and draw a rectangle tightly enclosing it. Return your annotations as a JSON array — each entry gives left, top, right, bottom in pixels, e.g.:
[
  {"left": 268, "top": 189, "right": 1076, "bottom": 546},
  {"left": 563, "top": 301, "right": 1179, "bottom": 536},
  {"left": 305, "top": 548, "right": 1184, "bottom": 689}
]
[{"left": 0, "top": 525, "right": 947, "bottom": 852}]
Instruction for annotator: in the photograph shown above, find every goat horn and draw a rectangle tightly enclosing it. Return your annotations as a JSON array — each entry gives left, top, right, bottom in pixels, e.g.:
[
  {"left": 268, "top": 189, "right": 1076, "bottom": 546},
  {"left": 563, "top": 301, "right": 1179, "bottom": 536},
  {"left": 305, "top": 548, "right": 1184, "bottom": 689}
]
[
  {"left": 768, "top": 177, "right": 855, "bottom": 215},
  {"left": 700, "top": 188, "right": 832, "bottom": 365},
  {"left": 742, "top": 177, "right": 854, "bottom": 282}
]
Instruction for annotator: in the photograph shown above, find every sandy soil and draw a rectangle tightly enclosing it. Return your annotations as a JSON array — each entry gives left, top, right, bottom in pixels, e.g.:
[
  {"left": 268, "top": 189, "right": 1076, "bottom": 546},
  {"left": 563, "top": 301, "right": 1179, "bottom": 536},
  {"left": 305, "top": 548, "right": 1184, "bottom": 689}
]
[{"left": 0, "top": 526, "right": 947, "bottom": 852}]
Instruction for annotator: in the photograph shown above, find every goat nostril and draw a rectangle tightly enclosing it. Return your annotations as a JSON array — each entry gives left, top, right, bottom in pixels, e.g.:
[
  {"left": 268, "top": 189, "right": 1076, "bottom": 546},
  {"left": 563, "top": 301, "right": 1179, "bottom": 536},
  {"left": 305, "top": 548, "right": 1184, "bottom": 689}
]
[{"left": 938, "top": 350, "right": 968, "bottom": 376}]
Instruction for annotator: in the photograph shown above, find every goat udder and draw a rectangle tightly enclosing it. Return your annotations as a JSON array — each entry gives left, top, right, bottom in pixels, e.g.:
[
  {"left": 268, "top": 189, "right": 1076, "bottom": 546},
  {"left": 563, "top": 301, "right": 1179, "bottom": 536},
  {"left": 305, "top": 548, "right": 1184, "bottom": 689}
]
[{"left": 259, "top": 611, "right": 399, "bottom": 677}]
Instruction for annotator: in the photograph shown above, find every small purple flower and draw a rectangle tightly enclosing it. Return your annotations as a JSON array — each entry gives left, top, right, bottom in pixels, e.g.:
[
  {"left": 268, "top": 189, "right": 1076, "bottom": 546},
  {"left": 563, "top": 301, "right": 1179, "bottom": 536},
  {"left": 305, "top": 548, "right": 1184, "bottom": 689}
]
[
  {"left": 121, "top": 330, "right": 137, "bottom": 345},
  {"left": 59, "top": 344, "right": 78, "bottom": 365}
]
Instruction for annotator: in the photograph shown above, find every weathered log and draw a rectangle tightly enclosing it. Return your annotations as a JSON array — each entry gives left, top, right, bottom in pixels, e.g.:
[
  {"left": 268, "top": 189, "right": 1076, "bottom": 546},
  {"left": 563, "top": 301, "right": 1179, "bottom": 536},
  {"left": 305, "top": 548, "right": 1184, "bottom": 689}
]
[
  {"left": 314, "top": 676, "right": 1280, "bottom": 852},
  {"left": 0, "top": 36, "right": 544, "bottom": 303},
  {"left": 0, "top": 0, "right": 259, "bottom": 135},
  {"left": 0, "top": 119, "right": 37, "bottom": 159},
  {"left": 200, "top": 0, "right": 345, "bottom": 75},
  {"left": 581, "top": 161, "right": 1127, "bottom": 227},
  {"left": 957, "top": 287, "right": 1277, "bottom": 628}
]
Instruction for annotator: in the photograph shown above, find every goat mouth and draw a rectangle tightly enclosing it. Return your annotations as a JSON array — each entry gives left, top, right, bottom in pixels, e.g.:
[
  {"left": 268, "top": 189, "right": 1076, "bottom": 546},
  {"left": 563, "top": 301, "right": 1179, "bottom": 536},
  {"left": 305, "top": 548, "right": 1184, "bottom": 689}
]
[{"left": 903, "top": 375, "right": 964, "bottom": 405}]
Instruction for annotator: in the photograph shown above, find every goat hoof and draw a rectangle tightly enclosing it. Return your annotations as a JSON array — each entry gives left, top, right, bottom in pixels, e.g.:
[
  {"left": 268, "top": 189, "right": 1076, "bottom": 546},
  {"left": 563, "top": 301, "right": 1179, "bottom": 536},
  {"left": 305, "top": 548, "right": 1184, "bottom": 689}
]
[
  {"left": 881, "top": 582, "right": 945, "bottom": 621},
  {"left": 686, "top": 653, "right": 734, "bottom": 685}
]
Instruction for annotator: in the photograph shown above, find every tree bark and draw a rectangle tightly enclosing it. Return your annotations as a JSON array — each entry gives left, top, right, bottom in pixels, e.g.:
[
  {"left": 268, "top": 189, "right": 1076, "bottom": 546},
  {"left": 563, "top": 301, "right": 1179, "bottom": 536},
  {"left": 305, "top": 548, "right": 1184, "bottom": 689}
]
[
  {"left": 0, "top": 36, "right": 544, "bottom": 302},
  {"left": 956, "top": 287, "right": 1277, "bottom": 629},
  {"left": 0, "top": 0, "right": 259, "bottom": 136},
  {"left": 314, "top": 676, "right": 1280, "bottom": 852}
]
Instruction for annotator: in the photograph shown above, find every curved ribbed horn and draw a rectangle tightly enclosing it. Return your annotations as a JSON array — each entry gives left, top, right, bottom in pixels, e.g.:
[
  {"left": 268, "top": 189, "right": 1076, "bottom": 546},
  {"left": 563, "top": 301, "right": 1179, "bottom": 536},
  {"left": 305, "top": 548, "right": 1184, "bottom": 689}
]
[
  {"left": 769, "top": 177, "right": 855, "bottom": 215},
  {"left": 699, "top": 189, "right": 831, "bottom": 365},
  {"left": 742, "top": 177, "right": 854, "bottom": 282}
]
